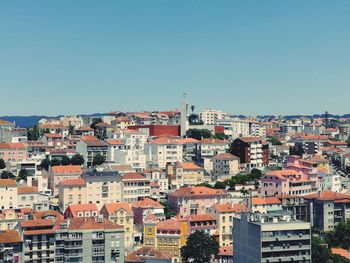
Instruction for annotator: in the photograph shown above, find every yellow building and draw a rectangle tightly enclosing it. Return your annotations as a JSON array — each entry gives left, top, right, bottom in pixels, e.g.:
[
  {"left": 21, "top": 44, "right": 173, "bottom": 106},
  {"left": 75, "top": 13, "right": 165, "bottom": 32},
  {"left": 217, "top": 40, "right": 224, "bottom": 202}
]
[
  {"left": 100, "top": 202, "right": 134, "bottom": 251},
  {"left": 169, "top": 162, "right": 205, "bottom": 189},
  {"left": 144, "top": 217, "right": 188, "bottom": 262}
]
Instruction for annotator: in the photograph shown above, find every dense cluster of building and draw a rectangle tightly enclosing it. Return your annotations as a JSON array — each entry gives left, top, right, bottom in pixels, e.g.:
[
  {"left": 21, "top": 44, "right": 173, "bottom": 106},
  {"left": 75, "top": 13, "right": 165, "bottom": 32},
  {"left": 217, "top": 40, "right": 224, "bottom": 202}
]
[{"left": 0, "top": 104, "right": 350, "bottom": 262}]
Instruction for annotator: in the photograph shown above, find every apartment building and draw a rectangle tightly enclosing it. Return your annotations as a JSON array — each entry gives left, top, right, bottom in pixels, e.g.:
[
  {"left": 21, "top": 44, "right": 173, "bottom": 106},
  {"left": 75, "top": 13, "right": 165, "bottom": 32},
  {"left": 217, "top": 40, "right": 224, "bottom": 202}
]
[
  {"left": 55, "top": 217, "right": 125, "bottom": 263},
  {"left": 0, "top": 119, "right": 16, "bottom": 143},
  {"left": 48, "top": 165, "right": 82, "bottom": 197},
  {"left": 261, "top": 170, "right": 317, "bottom": 197},
  {"left": 217, "top": 118, "right": 250, "bottom": 138},
  {"left": 251, "top": 197, "right": 283, "bottom": 214},
  {"left": 207, "top": 203, "right": 249, "bottom": 247},
  {"left": 293, "top": 135, "right": 329, "bottom": 155},
  {"left": 20, "top": 219, "right": 57, "bottom": 263},
  {"left": 58, "top": 178, "right": 87, "bottom": 211},
  {"left": 121, "top": 173, "right": 151, "bottom": 203},
  {"left": 167, "top": 162, "right": 205, "bottom": 189},
  {"left": 83, "top": 171, "right": 123, "bottom": 209},
  {"left": 199, "top": 109, "right": 227, "bottom": 125},
  {"left": 145, "top": 137, "right": 183, "bottom": 169},
  {"left": 168, "top": 186, "right": 226, "bottom": 217},
  {"left": 0, "top": 179, "right": 17, "bottom": 210},
  {"left": 304, "top": 191, "right": 350, "bottom": 232},
  {"left": 17, "top": 186, "right": 50, "bottom": 211},
  {"left": 142, "top": 169, "right": 169, "bottom": 195},
  {"left": 211, "top": 153, "right": 240, "bottom": 180},
  {"left": 100, "top": 202, "right": 134, "bottom": 250},
  {"left": 233, "top": 213, "right": 311, "bottom": 263},
  {"left": 113, "top": 129, "right": 147, "bottom": 170},
  {"left": 76, "top": 137, "right": 109, "bottom": 167},
  {"left": 230, "top": 137, "right": 269, "bottom": 169},
  {"left": 249, "top": 121, "right": 267, "bottom": 137}
]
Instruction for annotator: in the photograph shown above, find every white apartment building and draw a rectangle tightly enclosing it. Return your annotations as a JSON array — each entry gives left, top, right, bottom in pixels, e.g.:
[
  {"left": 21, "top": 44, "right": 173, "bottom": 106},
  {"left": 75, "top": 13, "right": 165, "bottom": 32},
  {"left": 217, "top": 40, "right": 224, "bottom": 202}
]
[
  {"left": 199, "top": 109, "right": 227, "bottom": 125},
  {"left": 217, "top": 118, "right": 250, "bottom": 138},
  {"left": 211, "top": 153, "right": 240, "bottom": 179},
  {"left": 113, "top": 129, "right": 147, "bottom": 169},
  {"left": 145, "top": 137, "right": 183, "bottom": 169}
]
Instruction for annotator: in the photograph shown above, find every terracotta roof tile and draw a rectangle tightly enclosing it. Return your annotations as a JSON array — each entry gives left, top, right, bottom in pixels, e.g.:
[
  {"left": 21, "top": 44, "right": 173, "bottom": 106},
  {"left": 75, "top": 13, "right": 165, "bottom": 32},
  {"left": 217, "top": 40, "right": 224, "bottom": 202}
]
[
  {"left": 0, "top": 230, "right": 22, "bottom": 243},
  {"left": 68, "top": 217, "right": 122, "bottom": 230},
  {"left": 60, "top": 178, "right": 86, "bottom": 187},
  {"left": 51, "top": 165, "right": 82, "bottom": 174},
  {"left": 132, "top": 198, "right": 163, "bottom": 209},
  {"left": 17, "top": 186, "right": 38, "bottom": 194},
  {"left": 0, "top": 179, "right": 16, "bottom": 187},
  {"left": 170, "top": 186, "right": 225, "bottom": 198},
  {"left": 212, "top": 153, "right": 240, "bottom": 160}
]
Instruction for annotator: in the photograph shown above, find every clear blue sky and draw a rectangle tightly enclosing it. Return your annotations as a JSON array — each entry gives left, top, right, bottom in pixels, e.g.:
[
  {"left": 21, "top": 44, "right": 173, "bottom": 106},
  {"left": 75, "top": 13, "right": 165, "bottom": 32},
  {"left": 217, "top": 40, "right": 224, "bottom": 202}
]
[{"left": 1, "top": 0, "right": 350, "bottom": 116}]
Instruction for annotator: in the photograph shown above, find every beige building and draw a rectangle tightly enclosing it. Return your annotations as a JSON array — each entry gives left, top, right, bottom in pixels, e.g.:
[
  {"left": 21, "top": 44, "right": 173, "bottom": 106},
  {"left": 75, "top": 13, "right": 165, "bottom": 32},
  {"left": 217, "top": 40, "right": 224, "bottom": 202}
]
[
  {"left": 49, "top": 165, "right": 82, "bottom": 197},
  {"left": 208, "top": 203, "right": 249, "bottom": 247},
  {"left": 59, "top": 178, "right": 87, "bottom": 210},
  {"left": 211, "top": 153, "right": 240, "bottom": 180},
  {"left": 100, "top": 202, "right": 134, "bottom": 251},
  {"left": 0, "top": 179, "right": 17, "bottom": 209}
]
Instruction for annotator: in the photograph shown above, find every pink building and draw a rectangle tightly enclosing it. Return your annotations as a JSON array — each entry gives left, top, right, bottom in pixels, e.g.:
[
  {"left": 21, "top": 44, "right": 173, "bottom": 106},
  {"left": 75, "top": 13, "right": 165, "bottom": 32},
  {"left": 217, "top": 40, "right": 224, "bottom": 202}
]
[
  {"left": 0, "top": 142, "right": 27, "bottom": 162},
  {"left": 168, "top": 186, "right": 226, "bottom": 216},
  {"left": 261, "top": 169, "right": 317, "bottom": 197},
  {"left": 49, "top": 165, "right": 82, "bottom": 197}
]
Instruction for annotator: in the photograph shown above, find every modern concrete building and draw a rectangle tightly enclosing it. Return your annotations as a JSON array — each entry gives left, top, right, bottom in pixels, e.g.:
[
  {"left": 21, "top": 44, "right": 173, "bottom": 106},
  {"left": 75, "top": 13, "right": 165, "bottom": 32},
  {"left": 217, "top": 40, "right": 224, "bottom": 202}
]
[{"left": 233, "top": 213, "right": 311, "bottom": 263}]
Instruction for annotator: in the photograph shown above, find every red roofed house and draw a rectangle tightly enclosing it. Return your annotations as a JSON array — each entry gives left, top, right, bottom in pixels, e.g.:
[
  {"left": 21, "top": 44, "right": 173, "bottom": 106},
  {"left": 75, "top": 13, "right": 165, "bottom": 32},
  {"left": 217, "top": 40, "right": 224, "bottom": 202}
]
[
  {"left": 64, "top": 203, "right": 99, "bottom": 219},
  {"left": 168, "top": 186, "right": 226, "bottom": 216},
  {"left": 304, "top": 191, "right": 350, "bottom": 232},
  {"left": 251, "top": 197, "right": 282, "bottom": 214},
  {"left": 132, "top": 198, "right": 165, "bottom": 224},
  {"left": 49, "top": 165, "right": 83, "bottom": 197},
  {"left": 229, "top": 137, "right": 269, "bottom": 170},
  {"left": 125, "top": 246, "right": 171, "bottom": 263}
]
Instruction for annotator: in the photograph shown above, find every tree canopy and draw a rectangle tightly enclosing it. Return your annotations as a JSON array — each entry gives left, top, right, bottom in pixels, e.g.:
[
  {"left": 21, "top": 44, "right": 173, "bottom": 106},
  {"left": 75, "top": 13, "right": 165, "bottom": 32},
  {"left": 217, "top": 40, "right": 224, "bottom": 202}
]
[
  {"left": 71, "top": 154, "right": 85, "bottom": 166},
  {"left": 0, "top": 158, "right": 6, "bottom": 170},
  {"left": 186, "top": 129, "right": 212, "bottom": 140},
  {"left": 181, "top": 231, "right": 219, "bottom": 263},
  {"left": 92, "top": 154, "right": 106, "bottom": 166}
]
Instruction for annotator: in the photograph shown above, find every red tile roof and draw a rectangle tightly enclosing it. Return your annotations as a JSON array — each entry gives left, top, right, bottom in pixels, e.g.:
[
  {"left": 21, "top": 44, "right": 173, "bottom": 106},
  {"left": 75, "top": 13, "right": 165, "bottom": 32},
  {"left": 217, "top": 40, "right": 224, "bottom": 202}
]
[
  {"left": 51, "top": 165, "right": 82, "bottom": 174},
  {"left": 0, "top": 179, "right": 16, "bottom": 187},
  {"left": 239, "top": 137, "right": 262, "bottom": 143},
  {"left": 102, "top": 202, "right": 133, "bottom": 215},
  {"left": 44, "top": 133, "right": 62, "bottom": 138},
  {"left": 106, "top": 139, "right": 124, "bottom": 145},
  {"left": 199, "top": 138, "right": 228, "bottom": 144},
  {"left": 148, "top": 137, "right": 182, "bottom": 145},
  {"left": 17, "top": 186, "right": 38, "bottom": 194},
  {"left": 212, "top": 153, "right": 240, "bottom": 160},
  {"left": 157, "top": 219, "right": 182, "bottom": 231},
  {"left": 170, "top": 186, "right": 225, "bottom": 198},
  {"left": 252, "top": 197, "right": 282, "bottom": 205},
  {"left": 125, "top": 246, "right": 171, "bottom": 262},
  {"left": 331, "top": 248, "right": 350, "bottom": 259},
  {"left": 122, "top": 172, "right": 148, "bottom": 181},
  {"left": 178, "top": 162, "right": 203, "bottom": 170},
  {"left": 0, "top": 142, "right": 27, "bottom": 149},
  {"left": 304, "top": 191, "right": 350, "bottom": 201},
  {"left": 21, "top": 219, "right": 55, "bottom": 228},
  {"left": 0, "top": 230, "right": 22, "bottom": 243},
  {"left": 60, "top": 178, "right": 86, "bottom": 187},
  {"left": 132, "top": 198, "right": 164, "bottom": 209},
  {"left": 218, "top": 246, "right": 233, "bottom": 256},
  {"left": 68, "top": 217, "right": 122, "bottom": 230}
]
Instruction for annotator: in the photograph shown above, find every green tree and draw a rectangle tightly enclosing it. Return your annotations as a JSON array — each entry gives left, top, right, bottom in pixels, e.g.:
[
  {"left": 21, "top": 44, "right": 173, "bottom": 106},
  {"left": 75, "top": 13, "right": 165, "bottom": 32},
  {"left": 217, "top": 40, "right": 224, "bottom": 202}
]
[
  {"left": 68, "top": 125, "right": 75, "bottom": 135},
  {"left": 0, "top": 158, "right": 6, "bottom": 170},
  {"left": 18, "top": 169, "right": 28, "bottom": 182},
  {"left": 50, "top": 158, "right": 61, "bottom": 167},
  {"left": 92, "top": 154, "right": 105, "bottom": 166},
  {"left": 330, "top": 220, "right": 350, "bottom": 249},
  {"left": 90, "top": 118, "right": 103, "bottom": 130},
  {"left": 39, "top": 158, "right": 51, "bottom": 171},
  {"left": 312, "top": 236, "right": 331, "bottom": 263},
  {"left": 61, "top": 156, "right": 72, "bottom": 165},
  {"left": 214, "top": 181, "right": 226, "bottom": 189},
  {"left": 268, "top": 136, "right": 282, "bottom": 145},
  {"left": 27, "top": 124, "right": 40, "bottom": 141},
  {"left": 1, "top": 171, "right": 16, "bottom": 180},
  {"left": 213, "top": 133, "right": 229, "bottom": 140},
  {"left": 186, "top": 129, "right": 212, "bottom": 140},
  {"left": 249, "top": 168, "right": 262, "bottom": 180},
  {"left": 330, "top": 253, "right": 349, "bottom": 263},
  {"left": 71, "top": 154, "right": 85, "bottom": 166},
  {"left": 195, "top": 182, "right": 212, "bottom": 188},
  {"left": 181, "top": 231, "right": 219, "bottom": 263},
  {"left": 160, "top": 201, "right": 176, "bottom": 219}
]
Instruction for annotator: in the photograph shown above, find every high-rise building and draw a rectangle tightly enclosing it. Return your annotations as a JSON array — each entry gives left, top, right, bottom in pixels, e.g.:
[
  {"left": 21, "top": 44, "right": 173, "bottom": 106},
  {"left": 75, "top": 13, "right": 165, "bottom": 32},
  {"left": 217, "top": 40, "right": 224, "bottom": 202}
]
[{"left": 233, "top": 213, "right": 311, "bottom": 263}]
